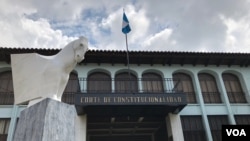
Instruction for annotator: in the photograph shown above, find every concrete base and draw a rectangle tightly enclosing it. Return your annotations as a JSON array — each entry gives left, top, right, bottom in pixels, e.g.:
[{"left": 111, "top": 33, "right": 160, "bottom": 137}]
[{"left": 13, "top": 98, "right": 77, "bottom": 141}]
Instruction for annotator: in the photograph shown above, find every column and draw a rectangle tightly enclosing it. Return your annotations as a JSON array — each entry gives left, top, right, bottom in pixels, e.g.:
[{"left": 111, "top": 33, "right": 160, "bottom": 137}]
[
  {"left": 76, "top": 68, "right": 88, "bottom": 93},
  {"left": 138, "top": 71, "right": 143, "bottom": 93},
  {"left": 166, "top": 113, "right": 184, "bottom": 141},
  {"left": 75, "top": 115, "right": 87, "bottom": 141},
  {"left": 217, "top": 73, "right": 236, "bottom": 124},
  {"left": 7, "top": 105, "right": 18, "bottom": 141},
  {"left": 111, "top": 71, "right": 115, "bottom": 93},
  {"left": 6, "top": 105, "right": 27, "bottom": 141},
  {"left": 193, "top": 73, "right": 213, "bottom": 141}
]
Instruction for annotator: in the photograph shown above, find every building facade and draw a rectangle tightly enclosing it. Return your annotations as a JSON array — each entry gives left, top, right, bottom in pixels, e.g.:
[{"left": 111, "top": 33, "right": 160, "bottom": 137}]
[{"left": 0, "top": 48, "right": 250, "bottom": 141}]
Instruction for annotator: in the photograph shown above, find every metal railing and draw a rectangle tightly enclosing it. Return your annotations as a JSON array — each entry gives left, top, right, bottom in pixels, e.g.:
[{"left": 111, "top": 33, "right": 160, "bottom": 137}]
[
  {"left": 202, "top": 92, "right": 222, "bottom": 103},
  {"left": 1, "top": 77, "right": 248, "bottom": 105},
  {"left": 0, "top": 78, "right": 181, "bottom": 105},
  {"left": 64, "top": 78, "right": 181, "bottom": 104},
  {"left": 227, "top": 92, "right": 247, "bottom": 103},
  {"left": 77, "top": 77, "right": 180, "bottom": 93}
]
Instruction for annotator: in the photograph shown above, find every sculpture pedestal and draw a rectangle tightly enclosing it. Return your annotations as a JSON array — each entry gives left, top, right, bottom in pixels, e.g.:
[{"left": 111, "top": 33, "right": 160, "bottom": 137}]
[{"left": 13, "top": 98, "right": 77, "bottom": 141}]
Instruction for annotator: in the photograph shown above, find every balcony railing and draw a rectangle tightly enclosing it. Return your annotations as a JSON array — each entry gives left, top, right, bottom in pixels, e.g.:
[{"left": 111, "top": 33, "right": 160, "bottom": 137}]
[
  {"left": 202, "top": 92, "right": 222, "bottom": 103},
  {"left": 227, "top": 92, "right": 247, "bottom": 103},
  {"left": 0, "top": 78, "right": 181, "bottom": 105},
  {"left": 77, "top": 77, "right": 180, "bottom": 93},
  {"left": 63, "top": 78, "right": 181, "bottom": 104}
]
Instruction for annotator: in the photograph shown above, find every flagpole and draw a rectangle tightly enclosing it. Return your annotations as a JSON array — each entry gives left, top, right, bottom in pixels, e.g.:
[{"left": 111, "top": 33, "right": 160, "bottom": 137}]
[
  {"left": 124, "top": 8, "right": 131, "bottom": 74},
  {"left": 125, "top": 33, "right": 132, "bottom": 93},
  {"left": 122, "top": 9, "right": 133, "bottom": 93},
  {"left": 125, "top": 34, "right": 130, "bottom": 71}
]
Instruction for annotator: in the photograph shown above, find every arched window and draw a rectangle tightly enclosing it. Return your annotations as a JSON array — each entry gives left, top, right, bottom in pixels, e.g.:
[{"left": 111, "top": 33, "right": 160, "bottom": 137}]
[
  {"left": 222, "top": 73, "right": 247, "bottom": 103},
  {"left": 198, "top": 73, "right": 221, "bottom": 103},
  {"left": 87, "top": 72, "right": 111, "bottom": 93},
  {"left": 0, "top": 71, "right": 14, "bottom": 105},
  {"left": 0, "top": 119, "right": 10, "bottom": 141},
  {"left": 115, "top": 72, "right": 138, "bottom": 93},
  {"left": 173, "top": 73, "right": 197, "bottom": 103},
  {"left": 62, "top": 72, "right": 80, "bottom": 104},
  {"left": 142, "top": 72, "right": 164, "bottom": 93}
]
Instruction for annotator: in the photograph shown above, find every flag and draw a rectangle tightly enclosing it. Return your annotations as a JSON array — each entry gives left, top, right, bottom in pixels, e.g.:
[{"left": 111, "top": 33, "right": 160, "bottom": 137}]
[{"left": 122, "top": 12, "right": 131, "bottom": 34}]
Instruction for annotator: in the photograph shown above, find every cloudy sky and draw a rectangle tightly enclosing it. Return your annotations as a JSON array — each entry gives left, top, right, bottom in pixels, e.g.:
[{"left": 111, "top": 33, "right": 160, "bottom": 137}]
[{"left": 0, "top": 0, "right": 250, "bottom": 52}]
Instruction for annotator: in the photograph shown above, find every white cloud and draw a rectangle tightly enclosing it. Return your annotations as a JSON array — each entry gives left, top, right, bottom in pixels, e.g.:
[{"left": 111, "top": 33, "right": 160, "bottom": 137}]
[
  {"left": 128, "top": 6, "right": 150, "bottom": 44},
  {"left": 0, "top": 14, "right": 74, "bottom": 48},
  {"left": 97, "top": 5, "right": 150, "bottom": 50},
  {"left": 136, "top": 0, "right": 250, "bottom": 52},
  {"left": 221, "top": 15, "right": 250, "bottom": 52},
  {"left": 142, "top": 28, "right": 175, "bottom": 50},
  {"left": 1, "top": 0, "right": 250, "bottom": 53},
  {"left": 0, "top": 0, "right": 75, "bottom": 48}
]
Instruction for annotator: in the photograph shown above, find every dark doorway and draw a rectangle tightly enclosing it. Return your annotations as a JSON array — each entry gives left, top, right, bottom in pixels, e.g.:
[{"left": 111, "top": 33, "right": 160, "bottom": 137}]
[{"left": 87, "top": 115, "right": 168, "bottom": 141}]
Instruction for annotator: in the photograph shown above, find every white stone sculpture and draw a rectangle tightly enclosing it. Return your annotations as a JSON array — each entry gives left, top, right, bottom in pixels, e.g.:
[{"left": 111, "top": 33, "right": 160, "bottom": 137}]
[{"left": 11, "top": 36, "right": 88, "bottom": 105}]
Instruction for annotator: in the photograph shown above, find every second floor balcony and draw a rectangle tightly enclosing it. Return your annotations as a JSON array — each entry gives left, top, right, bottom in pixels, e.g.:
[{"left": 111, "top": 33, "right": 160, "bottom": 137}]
[
  {"left": 64, "top": 77, "right": 184, "bottom": 105},
  {"left": 0, "top": 77, "right": 183, "bottom": 105},
  {"left": 79, "top": 77, "right": 180, "bottom": 94},
  {"left": 2, "top": 75, "right": 247, "bottom": 106}
]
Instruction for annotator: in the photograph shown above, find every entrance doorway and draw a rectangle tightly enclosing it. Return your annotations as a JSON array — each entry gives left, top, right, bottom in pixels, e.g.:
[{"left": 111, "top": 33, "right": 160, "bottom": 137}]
[{"left": 87, "top": 115, "right": 168, "bottom": 141}]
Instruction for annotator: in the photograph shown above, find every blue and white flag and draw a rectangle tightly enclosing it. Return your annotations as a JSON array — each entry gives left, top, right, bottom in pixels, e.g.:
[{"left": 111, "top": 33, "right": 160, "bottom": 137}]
[{"left": 122, "top": 12, "right": 131, "bottom": 34}]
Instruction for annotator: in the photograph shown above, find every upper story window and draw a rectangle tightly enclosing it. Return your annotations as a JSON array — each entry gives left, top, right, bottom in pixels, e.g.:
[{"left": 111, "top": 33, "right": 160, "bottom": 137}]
[
  {"left": 64, "top": 72, "right": 80, "bottom": 93},
  {"left": 142, "top": 72, "right": 164, "bottom": 93},
  {"left": 0, "top": 119, "right": 10, "bottom": 141},
  {"left": 173, "top": 73, "right": 197, "bottom": 103},
  {"left": 0, "top": 71, "right": 14, "bottom": 105},
  {"left": 222, "top": 73, "right": 247, "bottom": 103},
  {"left": 62, "top": 72, "right": 80, "bottom": 104},
  {"left": 198, "top": 73, "right": 222, "bottom": 103},
  {"left": 115, "top": 72, "right": 138, "bottom": 93},
  {"left": 87, "top": 72, "right": 111, "bottom": 93},
  {"left": 0, "top": 71, "right": 13, "bottom": 93}
]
